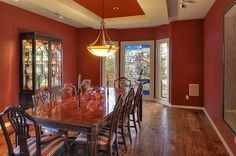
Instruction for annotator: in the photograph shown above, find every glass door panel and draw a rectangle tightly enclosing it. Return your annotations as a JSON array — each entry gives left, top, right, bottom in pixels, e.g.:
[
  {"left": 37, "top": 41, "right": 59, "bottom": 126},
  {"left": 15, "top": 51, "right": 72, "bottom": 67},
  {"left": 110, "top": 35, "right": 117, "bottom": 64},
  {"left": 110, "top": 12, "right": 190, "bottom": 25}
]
[
  {"left": 35, "top": 40, "right": 49, "bottom": 90},
  {"left": 121, "top": 41, "right": 154, "bottom": 99},
  {"left": 22, "top": 40, "right": 33, "bottom": 91},
  {"left": 51, "top": 42, "right": 62, "bottom": 87},
  {"left": 156, "top": 39, "right": 169, "bottom": 103},
  {"left": 102, "top": 54, "right": 119, "bottom": 87},
  {"left": 160, "top": 43, "right": 168, "bottom": 99},
  {"left": 102, "top": 42, "right": 119, "bottom": 87}
]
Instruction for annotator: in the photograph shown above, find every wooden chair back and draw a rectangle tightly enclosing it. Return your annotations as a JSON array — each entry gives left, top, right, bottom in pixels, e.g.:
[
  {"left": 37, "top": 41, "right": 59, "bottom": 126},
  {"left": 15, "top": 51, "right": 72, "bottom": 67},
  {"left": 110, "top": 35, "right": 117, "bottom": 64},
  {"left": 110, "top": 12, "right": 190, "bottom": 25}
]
[
  {"left": 109, "top": 95, "right": 123, "bottom": 151},
  {"left": 62, "top": 83, "right": 77, "bottom": 98},
  {"left": 133, "top": 83, "right": 143, "bottom": 112},
  {"left": 121, "top": 88, "right": 135, "bottom": 122},
  {"left": 114, "top": 77, "right": 131, "bottom": 88},
  {"left": 0, "top": 107, "right": 41, "bottom": 156},
  {"left": 32, "top": 87, "right": 53, "bottom": 107},
  {"left": 50, "top": 87, "right": 63, "bottom": 102}
]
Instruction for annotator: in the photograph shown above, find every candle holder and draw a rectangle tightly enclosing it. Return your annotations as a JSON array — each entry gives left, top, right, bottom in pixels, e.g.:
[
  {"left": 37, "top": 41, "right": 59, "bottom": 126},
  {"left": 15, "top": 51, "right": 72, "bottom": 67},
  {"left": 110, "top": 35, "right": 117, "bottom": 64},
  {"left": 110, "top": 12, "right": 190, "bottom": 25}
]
[
  {"left": 106, "top": 74, "right": 109, "bottom": 94},
  {"left": 77, "top": 88, "right": 81, "bottom": 107}
]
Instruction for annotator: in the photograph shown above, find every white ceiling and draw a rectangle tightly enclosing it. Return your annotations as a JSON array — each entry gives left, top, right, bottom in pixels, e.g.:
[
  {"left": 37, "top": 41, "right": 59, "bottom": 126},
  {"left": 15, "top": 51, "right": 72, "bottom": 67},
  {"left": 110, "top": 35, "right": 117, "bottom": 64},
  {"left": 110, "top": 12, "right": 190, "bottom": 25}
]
[
  {"left": 0, "top": 0, "right": 215, "bottom": 29},
  {"left": 167, "top": 0, "right": 216, "bottom": 22}
]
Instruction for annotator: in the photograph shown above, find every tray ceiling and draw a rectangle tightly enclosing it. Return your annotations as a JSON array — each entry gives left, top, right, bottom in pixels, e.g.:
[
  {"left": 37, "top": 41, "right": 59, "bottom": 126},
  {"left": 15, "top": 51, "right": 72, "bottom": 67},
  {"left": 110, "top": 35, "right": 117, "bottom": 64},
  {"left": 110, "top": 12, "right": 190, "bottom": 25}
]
[
  {"left": 73, "top": 0, "right": 145, "bottom": 18},
  {"left": 0, "top": 0, "right": 215, "bottom": 29}
]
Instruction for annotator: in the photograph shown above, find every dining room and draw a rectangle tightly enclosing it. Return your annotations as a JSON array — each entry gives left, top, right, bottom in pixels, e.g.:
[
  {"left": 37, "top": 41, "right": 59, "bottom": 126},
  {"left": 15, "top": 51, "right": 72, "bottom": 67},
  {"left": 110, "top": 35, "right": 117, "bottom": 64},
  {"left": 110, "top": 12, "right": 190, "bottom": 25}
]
[{"left": 0, "top": 0, "right": 236, "bottom": 156}]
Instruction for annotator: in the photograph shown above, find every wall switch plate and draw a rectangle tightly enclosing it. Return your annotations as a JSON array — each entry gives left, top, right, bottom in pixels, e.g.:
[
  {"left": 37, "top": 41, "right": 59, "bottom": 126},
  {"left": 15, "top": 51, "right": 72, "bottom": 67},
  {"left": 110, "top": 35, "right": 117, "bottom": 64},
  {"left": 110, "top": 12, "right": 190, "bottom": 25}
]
[{"left": 185, "top": 95, "right": 189, "bottom": 100}]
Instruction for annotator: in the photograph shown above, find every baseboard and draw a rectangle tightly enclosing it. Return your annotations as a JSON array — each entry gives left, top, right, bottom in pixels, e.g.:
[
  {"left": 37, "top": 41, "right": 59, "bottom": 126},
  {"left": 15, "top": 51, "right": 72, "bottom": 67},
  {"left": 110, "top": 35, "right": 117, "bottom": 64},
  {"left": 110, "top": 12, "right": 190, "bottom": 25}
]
[
  {"left": 0, "top": 122, "right": 11, "bottom": 129},
  {"left": 171, "top": 105, "right": 203, "bottom": 110},
  {"left": 203, "top": 108, "right": 234, "bottom": 156}
]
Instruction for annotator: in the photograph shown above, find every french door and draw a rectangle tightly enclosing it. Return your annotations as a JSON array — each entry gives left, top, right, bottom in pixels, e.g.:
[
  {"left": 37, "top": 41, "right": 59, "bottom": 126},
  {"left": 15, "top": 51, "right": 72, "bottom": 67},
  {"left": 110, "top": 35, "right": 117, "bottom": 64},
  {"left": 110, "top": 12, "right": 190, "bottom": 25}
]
[
  {"left": 120, "top": 41, "right": 154, "bottom": 100},
  {"left": 101, "top": 44, "right": 119, "bottom": 87},
  {"left": 156, "top": 38, "right": 169, "bottom": 104}
]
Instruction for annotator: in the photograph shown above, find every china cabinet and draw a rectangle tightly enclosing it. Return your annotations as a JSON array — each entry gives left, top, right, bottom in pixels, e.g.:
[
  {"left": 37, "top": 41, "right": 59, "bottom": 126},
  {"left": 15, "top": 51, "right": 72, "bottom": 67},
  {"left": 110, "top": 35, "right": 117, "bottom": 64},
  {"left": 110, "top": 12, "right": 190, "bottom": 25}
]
[{"left": 20, "top": 32, "right": 63, "bottom": 109}]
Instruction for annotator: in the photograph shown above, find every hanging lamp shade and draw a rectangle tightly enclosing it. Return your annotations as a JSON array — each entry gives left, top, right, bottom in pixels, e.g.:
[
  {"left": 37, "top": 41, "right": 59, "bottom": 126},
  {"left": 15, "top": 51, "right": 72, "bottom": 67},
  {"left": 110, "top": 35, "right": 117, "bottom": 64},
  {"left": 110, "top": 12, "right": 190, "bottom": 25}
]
[{"left": 87, "top": 1, "right": 119, "bottom": 57}]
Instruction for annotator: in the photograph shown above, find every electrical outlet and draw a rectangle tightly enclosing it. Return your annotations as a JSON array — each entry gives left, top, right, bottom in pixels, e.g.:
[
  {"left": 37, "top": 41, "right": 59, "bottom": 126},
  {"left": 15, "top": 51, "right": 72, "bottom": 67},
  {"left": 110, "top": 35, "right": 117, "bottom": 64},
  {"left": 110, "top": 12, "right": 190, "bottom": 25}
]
[{"left": 185, "top": 95, "right": 189, "bottom": 100}]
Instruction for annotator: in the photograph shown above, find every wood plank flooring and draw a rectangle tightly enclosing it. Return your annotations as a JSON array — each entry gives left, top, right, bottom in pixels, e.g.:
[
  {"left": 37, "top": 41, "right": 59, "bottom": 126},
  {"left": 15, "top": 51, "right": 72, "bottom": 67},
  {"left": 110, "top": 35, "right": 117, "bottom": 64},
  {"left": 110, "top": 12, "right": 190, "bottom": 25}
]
[{"left": 0, "top": 101, "right": 229, "bottom": 156}]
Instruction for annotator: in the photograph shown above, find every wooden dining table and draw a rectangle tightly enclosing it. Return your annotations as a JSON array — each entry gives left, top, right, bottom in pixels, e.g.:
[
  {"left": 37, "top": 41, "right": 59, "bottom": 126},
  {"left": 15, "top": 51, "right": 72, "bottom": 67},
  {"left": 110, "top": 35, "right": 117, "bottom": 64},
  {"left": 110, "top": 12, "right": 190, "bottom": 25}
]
[{"left": 26, "top": 87, "right": 129, "bottom": 156}]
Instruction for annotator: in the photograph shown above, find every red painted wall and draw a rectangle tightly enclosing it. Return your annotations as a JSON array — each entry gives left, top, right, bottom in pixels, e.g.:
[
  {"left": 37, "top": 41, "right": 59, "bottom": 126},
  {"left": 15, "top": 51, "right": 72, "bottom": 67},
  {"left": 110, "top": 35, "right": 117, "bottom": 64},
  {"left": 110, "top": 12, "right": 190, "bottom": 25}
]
[
  {"left": 155, "top": 24, "right": 171, "bottom": 40},
  {"left": 118, "top": 27, "right": 156, "bottom": 41},
  {"left": 204, "top": 0, "right": 236, "bottom": 154},
  {"left": 0, "top": 2, "right": 78, "bottom": 111},
  {"left": 171, "top": 20, "right": 204, "bottom": 106}
]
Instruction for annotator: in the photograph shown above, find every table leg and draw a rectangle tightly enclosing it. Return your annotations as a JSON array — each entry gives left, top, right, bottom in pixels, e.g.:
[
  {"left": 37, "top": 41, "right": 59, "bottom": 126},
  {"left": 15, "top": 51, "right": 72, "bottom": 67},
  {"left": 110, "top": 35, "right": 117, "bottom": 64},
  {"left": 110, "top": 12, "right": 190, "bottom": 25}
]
[{"left": 87, "top": 133, "right": 98, "bottom": 156}]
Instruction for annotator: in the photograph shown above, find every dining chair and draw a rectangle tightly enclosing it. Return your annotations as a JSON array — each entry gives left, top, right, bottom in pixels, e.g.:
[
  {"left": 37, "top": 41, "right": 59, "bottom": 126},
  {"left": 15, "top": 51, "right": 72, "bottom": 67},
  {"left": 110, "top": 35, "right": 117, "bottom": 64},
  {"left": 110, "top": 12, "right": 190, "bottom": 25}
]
[
  {"left": 118, "top": 88, "right": 135, "bottom": 151},
  {"left": 130, "top": 83, "right": 143, "bottom": 133},
  {"left": 114, "top": 77, "right": 131, "bottom": 88},
  {"left": 32, "top": 87, "right": 59, "bottom": 134},
  {"left": 0, "top": 106, "right": 67, "bottom": 156},
  {"left": 74, "top": 95, "right": 124, "bottom": 156},
  {"left": 61, "top": 83, "right": 77, "bottom": 99}
]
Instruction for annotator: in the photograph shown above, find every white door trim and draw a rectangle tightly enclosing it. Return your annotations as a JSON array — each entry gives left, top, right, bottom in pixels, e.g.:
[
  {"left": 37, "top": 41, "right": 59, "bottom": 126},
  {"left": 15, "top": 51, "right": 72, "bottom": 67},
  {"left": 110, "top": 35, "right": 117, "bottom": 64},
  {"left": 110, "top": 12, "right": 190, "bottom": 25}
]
[{"left": 156, "top": 38, "right": 170, "bottom": 104}]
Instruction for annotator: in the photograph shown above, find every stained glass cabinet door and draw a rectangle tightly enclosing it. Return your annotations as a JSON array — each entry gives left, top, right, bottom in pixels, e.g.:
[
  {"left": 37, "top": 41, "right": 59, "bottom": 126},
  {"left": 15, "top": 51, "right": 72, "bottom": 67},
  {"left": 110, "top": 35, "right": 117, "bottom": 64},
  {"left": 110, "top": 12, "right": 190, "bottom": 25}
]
[
  {"left": 20, "top": 32, "right": 63, "bottom": 109},
  {"left": 51, "top": 42, "right": 62, "bottom": 87},
  {"left": 35, "top": 40, "right": 49, "bottom": 90}
]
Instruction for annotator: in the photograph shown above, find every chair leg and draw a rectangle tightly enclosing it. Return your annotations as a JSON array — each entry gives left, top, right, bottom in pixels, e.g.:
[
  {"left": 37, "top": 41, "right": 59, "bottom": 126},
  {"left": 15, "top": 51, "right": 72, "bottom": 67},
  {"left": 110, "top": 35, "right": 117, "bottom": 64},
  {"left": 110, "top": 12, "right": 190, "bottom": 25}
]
[
  {"left": 120, "top": 125, "right": 127, "bottom": 151},
  {"left": 127, "top": 120, "right": 132, "bottom": 144},
  {"left": 132, "top": 113, "right": 138, "bottom": 133},
  {"left": 137, "top": 111, "right": 141, "bottom": 128},
  {"left": 64, "top": 131, "right": 69, "bottom": 150},
  {"left": 109, "top": 145, "right": 113, "bottom": 156}
]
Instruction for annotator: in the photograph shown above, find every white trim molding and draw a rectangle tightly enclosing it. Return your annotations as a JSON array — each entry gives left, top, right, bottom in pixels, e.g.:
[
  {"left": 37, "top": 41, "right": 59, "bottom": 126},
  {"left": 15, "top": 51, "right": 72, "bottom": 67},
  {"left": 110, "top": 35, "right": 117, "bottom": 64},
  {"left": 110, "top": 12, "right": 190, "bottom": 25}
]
[
  {"left": 156, "top": 38, "right": 170, "bottom": 104},
  {"left": 170, "top": 105, "right": 203, "bottom": 110}
]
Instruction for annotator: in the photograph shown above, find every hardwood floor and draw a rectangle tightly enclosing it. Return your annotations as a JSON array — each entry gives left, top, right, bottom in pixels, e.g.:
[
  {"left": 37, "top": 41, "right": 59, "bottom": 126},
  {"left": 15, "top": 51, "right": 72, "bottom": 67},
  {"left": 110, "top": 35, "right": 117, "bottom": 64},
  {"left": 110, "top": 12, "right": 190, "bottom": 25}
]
[
  {"left": 0, "top": 102, "right": 229, "bottom": 156},
  {"left": 123, "top": 102, "right": 228, "bottom": 156}
]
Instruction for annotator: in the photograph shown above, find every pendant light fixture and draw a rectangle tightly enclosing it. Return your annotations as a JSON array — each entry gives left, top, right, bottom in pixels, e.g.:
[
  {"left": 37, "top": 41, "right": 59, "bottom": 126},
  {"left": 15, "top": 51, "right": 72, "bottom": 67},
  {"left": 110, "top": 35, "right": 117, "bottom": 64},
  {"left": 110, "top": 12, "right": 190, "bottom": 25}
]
[{"left": 87, "top": 0, "right": 119, "bottom": 57}]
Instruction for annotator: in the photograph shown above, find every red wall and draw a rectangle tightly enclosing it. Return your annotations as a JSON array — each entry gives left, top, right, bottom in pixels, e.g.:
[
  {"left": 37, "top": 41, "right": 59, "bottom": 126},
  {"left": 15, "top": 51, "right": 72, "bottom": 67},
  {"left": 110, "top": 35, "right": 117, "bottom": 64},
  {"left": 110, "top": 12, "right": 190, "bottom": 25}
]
[
  {"left": 204, "top": 0, "right": 236, "bottom": 154},
  {"left": 0, "top": 2, "right": 78, "bottom": 111},
  {"left": 171, "top": 20, "right": 204, "bottom": 106},
  {"left": 155, "top": 24, "right": 171, "bottom": 40}
]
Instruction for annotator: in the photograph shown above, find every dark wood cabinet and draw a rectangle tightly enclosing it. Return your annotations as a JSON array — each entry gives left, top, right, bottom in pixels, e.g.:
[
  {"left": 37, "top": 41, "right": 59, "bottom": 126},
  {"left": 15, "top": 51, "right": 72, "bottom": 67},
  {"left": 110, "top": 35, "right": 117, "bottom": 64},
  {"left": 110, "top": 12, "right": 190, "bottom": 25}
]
[{"left": 20, "top": 32, "right": 63, "bottom": 109}]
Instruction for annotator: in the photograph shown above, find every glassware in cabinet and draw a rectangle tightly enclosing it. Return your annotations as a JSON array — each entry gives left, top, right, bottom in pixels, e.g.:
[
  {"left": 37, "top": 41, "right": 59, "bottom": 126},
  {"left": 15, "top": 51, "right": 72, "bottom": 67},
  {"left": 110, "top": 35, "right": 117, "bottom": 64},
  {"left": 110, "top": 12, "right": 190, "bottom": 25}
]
[{"left": 22, "top": 39, "right": 33, "bottom": 90}]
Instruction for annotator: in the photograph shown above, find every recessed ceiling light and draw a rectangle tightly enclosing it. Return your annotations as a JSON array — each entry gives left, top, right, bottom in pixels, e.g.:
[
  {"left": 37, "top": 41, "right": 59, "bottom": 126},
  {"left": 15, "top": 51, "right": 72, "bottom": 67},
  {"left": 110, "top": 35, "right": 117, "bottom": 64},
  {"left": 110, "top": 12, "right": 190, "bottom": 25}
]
[
  {"left": 54, "top": 12, "right": 64, "bottom": 20},
  {"left": 14, "top": 0, "right": 19, "bottom": 2},
  {"left": 113, "top": 7, "right": 119, "bottom": 11},
  {"left": 59, "top": 15, "right": 64, "bottom": 19}
]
